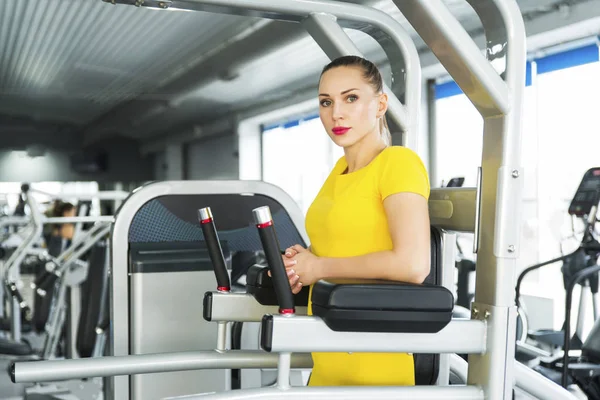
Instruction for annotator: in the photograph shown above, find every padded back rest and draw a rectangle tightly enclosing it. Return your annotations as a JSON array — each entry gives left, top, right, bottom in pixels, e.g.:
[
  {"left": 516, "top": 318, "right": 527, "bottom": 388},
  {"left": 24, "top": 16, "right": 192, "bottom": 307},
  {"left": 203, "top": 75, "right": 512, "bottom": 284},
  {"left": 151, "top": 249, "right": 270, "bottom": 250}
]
[
  {"left": 76, "top": 241, "right": 109, "bottom": 358},
  {"left": 414, "top": 226, "right": 443, "bottom": 385},
  {"left": 127, "top": 194, "right": 307, "bottom": 283},
  {"left": 128, "top": 194, "right": 306, "bottom": 249},
  {"left": 128, "top": 194, "right": 306, "bottom": 382}
]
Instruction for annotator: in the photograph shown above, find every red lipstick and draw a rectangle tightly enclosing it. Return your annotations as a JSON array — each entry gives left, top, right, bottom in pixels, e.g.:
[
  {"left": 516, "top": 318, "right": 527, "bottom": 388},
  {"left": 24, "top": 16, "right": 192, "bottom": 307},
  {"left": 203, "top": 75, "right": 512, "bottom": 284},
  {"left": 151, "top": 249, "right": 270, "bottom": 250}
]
[{"left": 332, "top": 126, "right": 350, "bottom": 135}]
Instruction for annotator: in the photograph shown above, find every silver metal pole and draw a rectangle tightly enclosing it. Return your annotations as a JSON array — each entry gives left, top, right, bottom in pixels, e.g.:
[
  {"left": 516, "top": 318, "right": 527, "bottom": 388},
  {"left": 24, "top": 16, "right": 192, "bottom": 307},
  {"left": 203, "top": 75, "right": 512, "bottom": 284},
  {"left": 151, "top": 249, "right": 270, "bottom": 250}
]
[
  {"left": 392, "top": 1, "right": 527, "bottom": 398},
  {"left": 216, "top": 322, "right": 228, "bottom": 352},
  {"left": 594, "top": 292, "right": 599, "bottom": 321},
  {"left": 575, "top": 284, "right": 588, "bottom": 342},
  {"left": 5, "top": 192, "right": 43, "bottom": 341},
  {"left": 514, "top": 361, "right": 578, "bottom": 400},
  {"left": 170, "top": 385, "right": 485, "bottom": 400},
  {"left": 11, "top": 350, "right": 313, "bottom": 383},
  {"left": 43, "top": 216, "right": 114, "bottom": 224}
]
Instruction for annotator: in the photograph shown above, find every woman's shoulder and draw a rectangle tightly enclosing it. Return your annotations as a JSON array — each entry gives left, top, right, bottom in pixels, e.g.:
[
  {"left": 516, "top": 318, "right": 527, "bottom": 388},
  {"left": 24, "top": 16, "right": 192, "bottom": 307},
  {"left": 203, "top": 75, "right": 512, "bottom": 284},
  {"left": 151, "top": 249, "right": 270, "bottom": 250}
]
[{"left": 378, "top": 146, "right": 426, "bottom": 169}]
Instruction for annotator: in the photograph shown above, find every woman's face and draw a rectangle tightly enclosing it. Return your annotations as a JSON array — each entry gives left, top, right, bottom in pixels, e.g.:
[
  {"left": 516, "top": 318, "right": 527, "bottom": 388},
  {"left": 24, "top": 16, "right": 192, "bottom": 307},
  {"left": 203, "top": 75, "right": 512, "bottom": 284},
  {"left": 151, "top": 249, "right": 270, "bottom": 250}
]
[{"left": 318, "top": 66, "right": 387, "bottom": 148}]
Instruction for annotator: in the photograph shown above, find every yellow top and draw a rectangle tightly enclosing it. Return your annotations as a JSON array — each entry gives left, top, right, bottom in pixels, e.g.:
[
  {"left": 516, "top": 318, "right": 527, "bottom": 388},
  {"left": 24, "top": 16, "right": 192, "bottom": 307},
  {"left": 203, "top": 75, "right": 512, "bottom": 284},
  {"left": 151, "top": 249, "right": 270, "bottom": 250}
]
[{"left": 305, "top": 145, "right": 430, "bottom": 386}]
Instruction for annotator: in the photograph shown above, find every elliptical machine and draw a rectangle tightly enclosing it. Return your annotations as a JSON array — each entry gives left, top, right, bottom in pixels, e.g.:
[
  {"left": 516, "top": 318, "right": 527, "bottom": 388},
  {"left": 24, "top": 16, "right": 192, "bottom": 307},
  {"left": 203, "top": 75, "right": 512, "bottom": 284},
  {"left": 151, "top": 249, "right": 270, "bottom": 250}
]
[{"left": 515, "top": 167, "right": 600, "bottom": 395}]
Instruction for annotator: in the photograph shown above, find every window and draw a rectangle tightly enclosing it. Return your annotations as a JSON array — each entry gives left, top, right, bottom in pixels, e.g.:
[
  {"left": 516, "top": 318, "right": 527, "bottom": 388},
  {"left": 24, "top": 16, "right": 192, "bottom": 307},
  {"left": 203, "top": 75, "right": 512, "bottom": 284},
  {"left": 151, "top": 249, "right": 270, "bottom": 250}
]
[
  {"left": 262, "top": 116, "right": 343, "bottom": 215},
  {"left": 434, "top": 42, "right": 600, "bottom": 330}
]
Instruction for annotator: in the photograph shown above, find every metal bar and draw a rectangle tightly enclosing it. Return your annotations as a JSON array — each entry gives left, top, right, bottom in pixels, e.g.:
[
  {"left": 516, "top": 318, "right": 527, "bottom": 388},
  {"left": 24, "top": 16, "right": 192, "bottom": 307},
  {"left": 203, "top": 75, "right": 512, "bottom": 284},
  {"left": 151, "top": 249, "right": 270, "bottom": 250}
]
[
  {"left": 301, "top": 12, "right": 418, "bottom": 149},
  {"left": 208, "top": 292, "right": 307, "bottom": 322},
  {"left": 473, "top": 167, "right": 482, "bottom": 253},
  {"left": 109, "top": 180, "right": 308, "bottom": 399},
  {"left": 216, "top": 322, "right": 228, "bottom": 351},
  {"left": 514, "top": 361, "right": 578, "bottom": 400},
  {"left": 4, "top": 192, "right": 43, "bottom": 341},
  {"left": 43, "top": 216, "right": 114, "bottom": 224},
  {"left": 392, "top": 0, "right": 509, "bottom": 117},
  {"left": 0, "top": 217, "right": 29, "bottom": 230},
  {"left": 43, "top": 223, "right": 111, "bottom": 359},
  {"left": 107, "top": 0, "right": 421, "bottom": 150},
  {"left": 276, "top": 352, "right": 292, "bottom": 390},
  {"left": 575, "top": 285, "right": 588, "bottom": 341},
  {"left": 268, "top": 316, "right": 487, "bottom": 354},
  {"left": 55, "top": 222, "right": 110, "bottom": 264},
  {"left": 449, "top": 354, "right": 468, "bottom": 384},
  {"left": 462, "top": 0, "right": 526, "bottom": 398},
  {"left": 57, "top": 224, "right": 111, "bottom": 274},
  {"left": 10, "top": 350, "right": 313, "bottom": 383},
  {"left": 428, "top": 188, "right": 476, "bottom": 232},
  {"left": 448, "top": 355, "right": 578, "bottom": 400},
  {"left": 437, "top": 231, "right": 457, "bottom": 385},
  {"left": 29, "top": 189, "right": 130, "bottom": 201},
  {"left": 169, "top": 385, "right": 485, "bottom": 400},
  {"left": 516, "top": 341, "right": 552, "bottom": 359},
  {"left": 3, "top": 196, "right": 43, "bottom": 277}
]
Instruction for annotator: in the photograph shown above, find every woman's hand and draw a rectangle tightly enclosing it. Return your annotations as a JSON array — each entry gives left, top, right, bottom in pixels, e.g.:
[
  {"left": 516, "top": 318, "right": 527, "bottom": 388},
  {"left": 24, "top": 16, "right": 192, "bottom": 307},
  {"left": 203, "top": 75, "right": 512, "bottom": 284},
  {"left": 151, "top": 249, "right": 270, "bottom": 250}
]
[
  {"left": 271, "top": 245, "right": 322, "bottom": 294},
  {"left": 283, "top": 245, "right": 322, "bottom": 294},
  {"left": 281, "top": 247, "right": 302, "bottom": 293}
]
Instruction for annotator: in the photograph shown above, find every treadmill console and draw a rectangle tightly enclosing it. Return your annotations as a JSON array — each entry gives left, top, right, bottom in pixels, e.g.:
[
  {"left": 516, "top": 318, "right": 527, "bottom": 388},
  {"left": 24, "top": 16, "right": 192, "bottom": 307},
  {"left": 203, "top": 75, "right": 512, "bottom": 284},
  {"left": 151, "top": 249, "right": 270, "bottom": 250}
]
[{"left": 569, "top": 167, "right": 600, "bottom": 217}]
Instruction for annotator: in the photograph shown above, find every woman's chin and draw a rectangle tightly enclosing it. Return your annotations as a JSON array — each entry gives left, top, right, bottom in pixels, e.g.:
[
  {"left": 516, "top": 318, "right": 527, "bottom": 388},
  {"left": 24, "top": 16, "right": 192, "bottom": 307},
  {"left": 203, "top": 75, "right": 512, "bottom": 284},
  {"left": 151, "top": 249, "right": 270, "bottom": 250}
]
[{"left": 330, "top": 134, "right": 354, "bottom": 147}]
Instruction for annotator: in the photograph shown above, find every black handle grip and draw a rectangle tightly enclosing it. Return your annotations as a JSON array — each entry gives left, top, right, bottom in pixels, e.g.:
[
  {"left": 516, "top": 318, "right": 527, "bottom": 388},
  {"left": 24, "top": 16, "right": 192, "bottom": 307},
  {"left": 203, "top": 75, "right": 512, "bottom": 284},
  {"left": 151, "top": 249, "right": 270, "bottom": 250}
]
[
  {"left": 253, "top": 206, "right": 295, "bottom": 314},
  {"left": 198, "top": 207, "right": 230, "bottom": 292},
  {"left": 6, "top": 281, "right": 31, "bottom": 321}
]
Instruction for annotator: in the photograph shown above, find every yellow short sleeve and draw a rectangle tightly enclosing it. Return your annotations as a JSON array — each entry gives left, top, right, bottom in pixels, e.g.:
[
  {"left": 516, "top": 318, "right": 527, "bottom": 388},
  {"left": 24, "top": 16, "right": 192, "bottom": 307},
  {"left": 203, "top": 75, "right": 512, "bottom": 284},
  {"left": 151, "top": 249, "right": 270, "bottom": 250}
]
[{"left": 379, "top": 147, "right": 430, "bottom": 201}]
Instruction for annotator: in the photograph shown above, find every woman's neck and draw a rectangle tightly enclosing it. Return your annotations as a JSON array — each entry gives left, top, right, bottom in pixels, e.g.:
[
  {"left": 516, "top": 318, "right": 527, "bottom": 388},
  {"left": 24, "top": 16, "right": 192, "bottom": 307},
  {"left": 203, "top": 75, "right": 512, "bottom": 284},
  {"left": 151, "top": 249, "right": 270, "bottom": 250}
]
[{"left": 343, "top": 133, "right": 387, "bottom": 174}]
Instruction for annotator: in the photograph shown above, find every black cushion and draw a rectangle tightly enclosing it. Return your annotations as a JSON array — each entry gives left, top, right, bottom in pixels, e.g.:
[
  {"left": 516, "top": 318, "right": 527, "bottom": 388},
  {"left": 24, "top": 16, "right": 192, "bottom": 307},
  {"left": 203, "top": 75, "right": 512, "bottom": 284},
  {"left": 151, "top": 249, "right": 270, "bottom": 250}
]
[
  {"left": 312, "top": 279, "right": 453, "bottom": 312},
  {"left": 0, "top": 338, "right": 33, "bottom": 356},
  {"left": 311, "top": 279, "right": 453, "bottom": 333},
  {"left": 246, "top": 264, "right": 309, "bottom": 307}
]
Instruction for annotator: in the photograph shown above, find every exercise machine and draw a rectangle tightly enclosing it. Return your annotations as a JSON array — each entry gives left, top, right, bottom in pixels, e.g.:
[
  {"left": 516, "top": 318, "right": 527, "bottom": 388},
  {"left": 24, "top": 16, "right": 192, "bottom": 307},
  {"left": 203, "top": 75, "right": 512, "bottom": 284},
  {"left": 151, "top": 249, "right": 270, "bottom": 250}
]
[
  {"left": 514, "top": 167, "right": 600, "bottom": 395},
  {"left": 10, "top": 184, "right": 318, "bottom": 399},
  {"left": 7, "top": 0, "right": 580, "bottom": 398},
  {"left": 516, "top": 167, "right": 600, "bottom": 353}
]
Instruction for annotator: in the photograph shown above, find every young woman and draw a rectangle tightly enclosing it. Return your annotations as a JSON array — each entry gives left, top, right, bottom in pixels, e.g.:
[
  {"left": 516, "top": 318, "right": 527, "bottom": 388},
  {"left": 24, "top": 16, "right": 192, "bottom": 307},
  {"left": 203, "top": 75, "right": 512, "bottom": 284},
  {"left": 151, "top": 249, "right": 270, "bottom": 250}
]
[{"left": 282, "top": 55, "right": 432, "bottom": 386}]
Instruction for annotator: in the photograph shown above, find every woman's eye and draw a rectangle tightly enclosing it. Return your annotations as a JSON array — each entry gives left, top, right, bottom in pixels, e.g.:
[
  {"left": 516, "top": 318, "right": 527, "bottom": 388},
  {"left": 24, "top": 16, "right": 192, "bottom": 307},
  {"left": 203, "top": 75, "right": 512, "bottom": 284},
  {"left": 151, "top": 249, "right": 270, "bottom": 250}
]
[
  {"left": 347, "top": 95, "right": 358, "bottom": 102},
  {"left": 320, "top": 100, "right": 331, "bottom": 107}
]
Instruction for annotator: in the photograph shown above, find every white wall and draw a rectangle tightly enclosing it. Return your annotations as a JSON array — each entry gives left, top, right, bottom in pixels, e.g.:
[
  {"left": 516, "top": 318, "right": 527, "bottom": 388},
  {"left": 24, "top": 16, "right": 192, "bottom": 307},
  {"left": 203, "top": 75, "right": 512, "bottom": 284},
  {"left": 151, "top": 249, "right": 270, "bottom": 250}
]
[
  {"left": 165, "top": 143, "right": 184, "bottom": 180},
  {"left": 186, "top": 134, "right": 239, "bottom": 180},
  {"left": 0, "top": 147, "right": 152, "bottom": 183}
]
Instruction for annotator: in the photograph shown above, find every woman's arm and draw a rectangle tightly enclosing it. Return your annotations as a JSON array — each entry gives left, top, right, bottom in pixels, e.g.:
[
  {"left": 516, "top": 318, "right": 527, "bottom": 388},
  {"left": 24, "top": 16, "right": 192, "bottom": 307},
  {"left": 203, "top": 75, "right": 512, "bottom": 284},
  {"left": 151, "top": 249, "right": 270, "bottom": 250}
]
[{"left": 318, "top": 192, "right": 431, "bottom": 284}]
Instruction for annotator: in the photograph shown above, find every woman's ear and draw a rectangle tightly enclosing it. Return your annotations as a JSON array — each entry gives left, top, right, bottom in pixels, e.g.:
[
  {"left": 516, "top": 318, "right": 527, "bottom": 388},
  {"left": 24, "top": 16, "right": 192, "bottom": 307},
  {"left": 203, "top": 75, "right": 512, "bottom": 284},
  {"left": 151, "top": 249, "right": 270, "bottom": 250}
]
[{"left": 378, "top": 92, "right": 389, "bottom": 117}]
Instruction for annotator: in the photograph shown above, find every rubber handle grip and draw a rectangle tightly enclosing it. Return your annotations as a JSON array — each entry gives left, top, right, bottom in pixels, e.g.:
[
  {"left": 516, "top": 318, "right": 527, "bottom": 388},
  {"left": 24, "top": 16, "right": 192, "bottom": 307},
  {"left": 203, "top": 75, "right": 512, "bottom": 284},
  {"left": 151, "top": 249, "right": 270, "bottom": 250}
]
[
  {"left": 6, "top": 282, "right": 31, "bottom": 320},
  {"left": 253, "top": 206, "right": 295, "bottom": 314},
  {"left": 198, "top": 208, "right": 230, "bottom": 291}
]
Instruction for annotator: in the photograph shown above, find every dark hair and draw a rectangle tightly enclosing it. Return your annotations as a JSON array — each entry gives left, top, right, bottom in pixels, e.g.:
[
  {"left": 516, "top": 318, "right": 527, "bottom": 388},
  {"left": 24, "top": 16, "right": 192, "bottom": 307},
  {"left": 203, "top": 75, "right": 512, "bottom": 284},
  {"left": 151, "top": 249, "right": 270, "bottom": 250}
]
[{"left": 320, "top": 55, "right": 391, "bottom": 145}]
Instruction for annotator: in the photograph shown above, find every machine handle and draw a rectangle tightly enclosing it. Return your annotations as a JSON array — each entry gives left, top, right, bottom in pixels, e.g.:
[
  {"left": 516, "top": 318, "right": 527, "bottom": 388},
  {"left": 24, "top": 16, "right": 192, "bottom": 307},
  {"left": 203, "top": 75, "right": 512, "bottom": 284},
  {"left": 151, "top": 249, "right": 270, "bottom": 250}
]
[
  {"left": 6, "top": 281, "right": 31, "bottom": 321},
  {"left": 252, "top": 206, "right": 295, "bottom": 314},
  {"left": 198, "top": 207, "right": 230, "bottom": 292}
]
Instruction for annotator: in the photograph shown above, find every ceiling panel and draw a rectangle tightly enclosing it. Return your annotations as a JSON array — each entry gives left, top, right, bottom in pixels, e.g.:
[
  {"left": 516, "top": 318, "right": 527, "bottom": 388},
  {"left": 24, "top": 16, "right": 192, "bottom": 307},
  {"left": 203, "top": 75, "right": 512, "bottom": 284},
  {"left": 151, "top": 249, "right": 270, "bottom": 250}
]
[
  {"left": 0, "top": 0, "right": 259, "bottom": 126},
  {"left": 180, "top": 0, "right": 476, "bottom": 114},
  {"left": 0, "top": 0, "right": 595, "bottom": 147}
]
